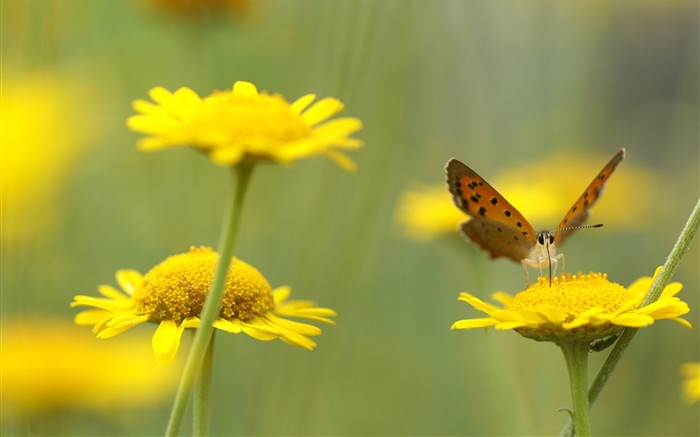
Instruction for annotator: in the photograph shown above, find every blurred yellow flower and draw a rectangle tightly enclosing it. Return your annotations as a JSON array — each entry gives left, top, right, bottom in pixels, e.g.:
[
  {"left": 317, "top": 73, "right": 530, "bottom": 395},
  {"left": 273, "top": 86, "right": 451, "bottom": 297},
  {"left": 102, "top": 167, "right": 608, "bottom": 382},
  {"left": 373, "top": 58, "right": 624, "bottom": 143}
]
[
  {"left": 127, "top": 81, "right": 363, "bottom": 170},
  {"left": 397, "top": 152, "right": 658, "bottom": 241},
  {"left": 72, "top": 246, "right": 336, "bottom": 366},
  {"left": 395, "top": 184, "right": 466, "bottom": 241},
  {"left": 452, "top": 267, "right": 690, "bottom": 344},
  {"left": 680, "top": 362, "right": 700, "bottom": 405},
  {"left": 1, "top": 73, "right": 95, "bottom": 243},
  {"left": 1, "top": 318, "right": 178, "bottom": 418}
]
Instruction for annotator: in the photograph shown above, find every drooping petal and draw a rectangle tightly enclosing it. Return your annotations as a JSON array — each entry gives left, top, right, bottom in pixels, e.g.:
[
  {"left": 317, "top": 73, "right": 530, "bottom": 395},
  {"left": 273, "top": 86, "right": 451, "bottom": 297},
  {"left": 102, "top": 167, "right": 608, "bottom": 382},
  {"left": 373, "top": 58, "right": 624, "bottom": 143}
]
[{"left": 152, "top": 320, "right": 185, "bottom": 366}]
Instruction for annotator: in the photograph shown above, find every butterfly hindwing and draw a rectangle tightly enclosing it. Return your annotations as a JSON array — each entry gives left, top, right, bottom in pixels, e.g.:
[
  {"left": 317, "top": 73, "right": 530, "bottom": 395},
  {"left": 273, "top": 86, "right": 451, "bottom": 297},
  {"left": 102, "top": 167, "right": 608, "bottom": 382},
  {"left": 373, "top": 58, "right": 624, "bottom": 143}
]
[
  {"left": 554, "top": 148, "right": 626, "bottom": 245},
  {"left": 460, "top": 217, "right": 535, "bottom": 261},
  {"left": 445, "top": 158, "right": 537, "bottom": 244}
]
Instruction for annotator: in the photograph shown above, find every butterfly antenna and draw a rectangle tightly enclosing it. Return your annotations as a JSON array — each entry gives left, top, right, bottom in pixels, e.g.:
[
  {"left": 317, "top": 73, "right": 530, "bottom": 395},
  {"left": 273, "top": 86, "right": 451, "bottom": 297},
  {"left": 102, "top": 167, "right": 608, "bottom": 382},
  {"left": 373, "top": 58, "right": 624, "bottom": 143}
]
[{"left": 554, "top": 223, "right": 604, "bottom": 234}]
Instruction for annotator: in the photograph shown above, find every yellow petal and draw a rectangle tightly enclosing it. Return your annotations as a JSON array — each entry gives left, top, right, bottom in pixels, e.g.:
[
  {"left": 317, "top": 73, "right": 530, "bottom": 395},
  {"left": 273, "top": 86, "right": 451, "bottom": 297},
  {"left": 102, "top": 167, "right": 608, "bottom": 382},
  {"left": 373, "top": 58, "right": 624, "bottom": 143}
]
[
  {"left": 611, "top": 313, "right": 655, "bottom": 327},
  {"left": 116, "top": 270, "right": 143, "bottom": 296},
  {"left": 232, "top": 81, "right": 258, "bottom": 98},
  {"left": 74, "top": 309, "right": 111, "bottom": 325},
  {"left": 301, "top": 97, "right": 344, "bottom": 126},
  {"left": 152, "top": 320, "right": 185, "bottom": 366},
  {"left": 324, "top": 150, "right": 357, "bottom": 172},
  {"left": 458, "top": 293, "right": 501, "bottom": 315},
  {"left": 97, "top": 285, "right": 128, "bottom": 300},
  {"left": 290, "top": 94, "right": 316, "bottom": 114},
  {"left": 451, "top": 318, "right": 499, "bottom": 330}
]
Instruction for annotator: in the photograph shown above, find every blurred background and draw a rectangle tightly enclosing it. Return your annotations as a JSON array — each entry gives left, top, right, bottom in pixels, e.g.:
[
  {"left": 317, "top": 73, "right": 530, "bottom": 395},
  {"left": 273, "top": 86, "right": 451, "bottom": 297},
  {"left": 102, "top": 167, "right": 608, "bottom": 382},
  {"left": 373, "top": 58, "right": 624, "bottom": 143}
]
[{"left": 2, "top": 0, "right": 698, "bottom": 435}]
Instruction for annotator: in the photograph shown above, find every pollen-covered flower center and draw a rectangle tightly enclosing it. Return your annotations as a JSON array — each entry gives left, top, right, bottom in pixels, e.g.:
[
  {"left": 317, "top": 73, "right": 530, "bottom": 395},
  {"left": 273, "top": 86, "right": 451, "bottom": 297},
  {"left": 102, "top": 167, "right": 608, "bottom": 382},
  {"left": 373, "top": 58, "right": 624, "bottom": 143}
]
[
  {"left": 509, "top": 273, "right": 637, "bottom": 316},
  {"left": 133, "top": 247, "right": 275, "bottom": 323},
  {"left": 194, "top": 92, "right": 311, "bottom": 145}
]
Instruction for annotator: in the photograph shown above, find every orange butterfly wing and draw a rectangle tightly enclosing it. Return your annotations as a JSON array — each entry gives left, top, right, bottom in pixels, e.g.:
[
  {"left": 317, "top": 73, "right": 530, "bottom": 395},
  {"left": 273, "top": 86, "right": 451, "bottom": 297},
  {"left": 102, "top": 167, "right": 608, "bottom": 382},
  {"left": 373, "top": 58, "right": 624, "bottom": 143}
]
[
  {"left": 446, "top": 158, "right": 537, "bottom": 261},
  {"left": 554, "top": 148, "right": 626, "bottom": 245}
]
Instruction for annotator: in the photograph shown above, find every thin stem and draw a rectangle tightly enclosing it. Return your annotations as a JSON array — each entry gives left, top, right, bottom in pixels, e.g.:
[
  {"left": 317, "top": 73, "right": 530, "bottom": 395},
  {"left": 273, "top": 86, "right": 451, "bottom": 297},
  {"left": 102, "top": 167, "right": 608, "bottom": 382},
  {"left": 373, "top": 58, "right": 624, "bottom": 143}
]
[
  {"left": 165, "top": 164, "right": 255, "bottom": 437},
  {"left": 560, "top": 197, "right": 700, "bottom": 437},
  {"left": 559, "top": 341, "right": 591, "bottom": 437},
  {"left": 193, "top": 335, "right": 214, "bottom": 436}
]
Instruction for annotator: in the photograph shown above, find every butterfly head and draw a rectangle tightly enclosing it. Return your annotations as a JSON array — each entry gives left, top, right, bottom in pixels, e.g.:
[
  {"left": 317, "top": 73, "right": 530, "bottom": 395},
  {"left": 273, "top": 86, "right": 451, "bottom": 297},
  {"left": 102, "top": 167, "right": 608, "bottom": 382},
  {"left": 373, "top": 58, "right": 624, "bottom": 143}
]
[
  {"left": 536, "top": 231, "right": 555, "bottom": 247},
  {"left": 529, "top": 230, "right": 557, "bottom": 266}
]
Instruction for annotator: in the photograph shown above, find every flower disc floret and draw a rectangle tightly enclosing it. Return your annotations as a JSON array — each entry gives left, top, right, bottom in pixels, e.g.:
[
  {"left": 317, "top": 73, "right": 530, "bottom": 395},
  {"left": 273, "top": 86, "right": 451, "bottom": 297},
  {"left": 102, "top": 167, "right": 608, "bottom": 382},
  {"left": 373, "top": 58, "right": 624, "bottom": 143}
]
[
  {"left": 134, "top": 247, "right": 274, "bottom": 323},
  {"left": 451, "top": 268, "right": 691, "bottom": 344},
  {"left": 71, "top": 247, "right": 336, "bottom": 365}
]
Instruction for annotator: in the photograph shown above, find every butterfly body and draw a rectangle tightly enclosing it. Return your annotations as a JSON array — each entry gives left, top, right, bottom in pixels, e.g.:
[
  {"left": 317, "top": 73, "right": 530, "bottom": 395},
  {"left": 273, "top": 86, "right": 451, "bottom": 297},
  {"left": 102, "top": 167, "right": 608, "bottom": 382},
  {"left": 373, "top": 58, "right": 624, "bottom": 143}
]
[{"left": 446, "top": 149, "right": 625, "bottom": 283}]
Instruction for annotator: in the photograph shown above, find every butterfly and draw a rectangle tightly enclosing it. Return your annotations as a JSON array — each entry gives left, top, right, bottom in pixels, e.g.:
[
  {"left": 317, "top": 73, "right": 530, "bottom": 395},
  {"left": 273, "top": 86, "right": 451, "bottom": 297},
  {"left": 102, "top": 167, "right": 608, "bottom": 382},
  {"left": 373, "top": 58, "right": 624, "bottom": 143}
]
[{"left": 445, "top": 149, "right": 626, "bottom": 284}]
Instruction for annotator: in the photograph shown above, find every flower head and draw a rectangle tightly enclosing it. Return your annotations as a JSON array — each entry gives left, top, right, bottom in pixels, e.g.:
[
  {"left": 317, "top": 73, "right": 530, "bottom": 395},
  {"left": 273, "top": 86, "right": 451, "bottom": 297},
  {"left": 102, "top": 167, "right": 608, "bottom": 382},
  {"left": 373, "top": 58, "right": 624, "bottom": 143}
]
[
  {"left": 127, "top": 81, "right": 363, "bottom": 170},
  {"left": 395, "top": 184, "right": 466, "bottom": 241},
  {"left": 1, "top": 318, "right": 178, "bottom": 418},
  {"left": 71, "top": 246, "right": 336, "bottom": 365},
  {"left": 452, "top": 267, "right": 690, "bottom": 344},
  {"left": 680, "top": 362, "right": 700, "bottom": 405},
  {"left": 2, "top": 72, "right": 96, "bottom": 242}
]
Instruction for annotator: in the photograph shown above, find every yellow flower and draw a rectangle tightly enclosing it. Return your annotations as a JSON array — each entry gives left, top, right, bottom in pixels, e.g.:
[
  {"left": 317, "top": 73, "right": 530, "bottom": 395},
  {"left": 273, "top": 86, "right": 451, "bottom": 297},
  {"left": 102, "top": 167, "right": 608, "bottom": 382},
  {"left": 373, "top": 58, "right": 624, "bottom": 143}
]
[
  {"left": 2, "top": 72, "right": 96, "bottom": 242},
  {"left": 71, "top": 247, "right": 336, "bottom": 366},
  {"left": 1, "top": 318, "right": 178, "bottom": 418},
  {"left": 395, "top": 184, "right": 466, "bottom": 241},
  {"left": 396, "top": 152, "right": 658, "bottom": 241},
  {"left": 127, "top": 81, "right": 363, "bottom": 170},
  {"left": 680, "top": 362, "right": 700, "bottom": 404},
  {"left": 451, "top": 267, "right": 690, "bottom": 344}
]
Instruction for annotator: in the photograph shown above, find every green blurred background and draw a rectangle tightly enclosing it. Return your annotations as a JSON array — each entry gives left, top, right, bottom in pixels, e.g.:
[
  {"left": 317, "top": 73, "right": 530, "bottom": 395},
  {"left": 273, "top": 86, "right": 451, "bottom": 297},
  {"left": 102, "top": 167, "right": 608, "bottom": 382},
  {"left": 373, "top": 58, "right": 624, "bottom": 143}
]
[{"left": 2, "top": 0, "right": 698, "bottom": 435}]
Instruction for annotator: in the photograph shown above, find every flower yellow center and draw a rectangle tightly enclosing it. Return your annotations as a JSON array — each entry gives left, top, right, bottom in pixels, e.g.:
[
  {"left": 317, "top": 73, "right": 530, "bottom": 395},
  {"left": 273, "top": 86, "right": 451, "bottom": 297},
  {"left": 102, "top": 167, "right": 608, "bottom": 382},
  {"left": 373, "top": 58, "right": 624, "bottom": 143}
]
[
  {"left": 195, "top": 91, "right": 311, "bottom": 146},
  {"left": 509, "top": 273, "right": 636, "bottom": 316},
  {"left": 133, "top": 247, "right": 275, "bottom": 323}
]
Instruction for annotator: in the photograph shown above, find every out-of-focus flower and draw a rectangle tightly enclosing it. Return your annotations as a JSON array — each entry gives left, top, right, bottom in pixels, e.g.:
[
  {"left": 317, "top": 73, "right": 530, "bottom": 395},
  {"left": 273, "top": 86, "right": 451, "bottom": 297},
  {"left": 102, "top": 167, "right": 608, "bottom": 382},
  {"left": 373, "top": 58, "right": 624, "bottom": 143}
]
[
  {"left": 680, "top": 362, "right": 700, "bottom": 405},
  {"left": 72, "top": 246, "right": 337, "bottom": 366},
  {"left": 396, "top": 152, "right": 658, "bottom": 242},
  {"left": 395, "top": 184, "right": 466, "bottom": 241},
  {"left": 452, "top": 267, "right": 690, "bottom": 344},
  {"left": 127, "top": 81, "right": 363, "bottom": 171},
  {"left": 1, "top": 318, "right": 178, "bottom": 418},
  {"left": 1, "top": 72, "right": 96, "bottom": 243}
]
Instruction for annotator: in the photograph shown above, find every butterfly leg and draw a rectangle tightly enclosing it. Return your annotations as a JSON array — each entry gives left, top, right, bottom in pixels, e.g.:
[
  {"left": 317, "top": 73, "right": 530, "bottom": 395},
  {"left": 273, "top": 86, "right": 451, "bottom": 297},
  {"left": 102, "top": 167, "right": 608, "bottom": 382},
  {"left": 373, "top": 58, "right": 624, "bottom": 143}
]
[
  {"left": 521, "top": 260, "right": 532, "bottom": 287},
  {"left": 550, "top": 253, "right": 565, "bottom": 277}
]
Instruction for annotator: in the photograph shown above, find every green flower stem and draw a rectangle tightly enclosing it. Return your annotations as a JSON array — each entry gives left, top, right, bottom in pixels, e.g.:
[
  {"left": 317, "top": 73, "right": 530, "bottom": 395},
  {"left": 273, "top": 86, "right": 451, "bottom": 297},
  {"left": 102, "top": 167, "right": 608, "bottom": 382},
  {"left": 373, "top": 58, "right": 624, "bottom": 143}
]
[
  {"left": 165, "top": 163, "right": 255, "bottom": 437},
  {"left": 193, "top": 335, "right": 214, "bottom": 436},
  {"left": 560, "top": 197, "right": 700, "bottom": 437},
  {"left": 559, "top": 341, "right": 592, "bottom": 437}
]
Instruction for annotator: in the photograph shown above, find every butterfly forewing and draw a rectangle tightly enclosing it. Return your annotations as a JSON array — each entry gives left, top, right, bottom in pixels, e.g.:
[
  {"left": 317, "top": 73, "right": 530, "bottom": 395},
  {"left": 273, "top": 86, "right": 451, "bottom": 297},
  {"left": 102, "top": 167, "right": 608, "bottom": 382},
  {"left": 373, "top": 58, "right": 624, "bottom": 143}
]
[
  {"left": 446, "top": 158, "right": 537, "bottom": 252},
  {"left": 554, "top": 148, "right": 626, "bottom": 245}
]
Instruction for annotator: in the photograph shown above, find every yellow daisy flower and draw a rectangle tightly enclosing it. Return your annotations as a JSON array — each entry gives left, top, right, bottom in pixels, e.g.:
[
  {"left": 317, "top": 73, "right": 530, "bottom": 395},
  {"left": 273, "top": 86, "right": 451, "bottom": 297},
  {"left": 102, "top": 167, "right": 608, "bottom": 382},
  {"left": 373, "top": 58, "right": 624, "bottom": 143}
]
[
  {"left": 1, "top": 318, "right": 178, "bottom": 417},
  {"left": 680, "top": 362, "right": 700, "bottom": 405},
  {"left": 395, "top": 184, "right": 466, "bottom": 241},
  {"left": 127, "top": 81, "right": 363, "bottom": 170},
  {"left": 2, "top": 72, "right": 96, "bottom": 243},
  {"left": 71, "top": 246, "right": 336, "bottom": 366},
  {"left": 451, "top": 267, "right": 690, "bottom": 344}
]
